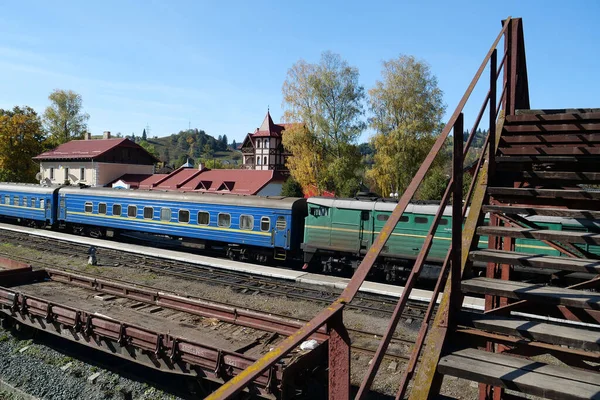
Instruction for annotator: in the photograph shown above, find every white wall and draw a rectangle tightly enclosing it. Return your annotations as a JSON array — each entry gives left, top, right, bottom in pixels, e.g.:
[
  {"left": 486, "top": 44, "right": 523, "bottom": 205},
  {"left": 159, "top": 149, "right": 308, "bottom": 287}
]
[
  {"left": 95, "top": 163, "right": 154, "bottom": 186},
  {"left": 39, "top": 161, "right": 153, "bottom": 186},
  {"left": 40, "top": 161, "right": 96, "bottom": 186}
]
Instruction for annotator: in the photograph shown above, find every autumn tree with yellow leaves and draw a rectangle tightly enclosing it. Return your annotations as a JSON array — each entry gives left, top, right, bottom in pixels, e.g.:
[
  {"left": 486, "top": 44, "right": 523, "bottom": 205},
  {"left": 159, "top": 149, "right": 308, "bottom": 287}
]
[
  {"left": 282, "top": 52, "right": 365, "bottom": 197},
  {"left": 0, "top": 106, "right": 46, "bottom": 182},
  {"left": 366, "top": 55, "right": 446, "bottom": 198}
]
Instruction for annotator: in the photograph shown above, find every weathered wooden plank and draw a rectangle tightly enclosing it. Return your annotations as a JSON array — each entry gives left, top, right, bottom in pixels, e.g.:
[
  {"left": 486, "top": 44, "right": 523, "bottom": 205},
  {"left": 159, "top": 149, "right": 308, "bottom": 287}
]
[
  {"left": 515, "top": 108, "right": 600, "bottom": 116},
  {"left": 476, "top": 226, "right": 600, "bottom": 245},
  {"left": 495, "top": 155, "right": 600, "bottom": 163},
  {"left": 461, "top": 277, "right": 600, "bottom": 309},
  {"left": 518, "top": 171, "right": 600, "bottom": 182},
  {"left": 503, "top": 126, "right": 600, "bottom": 135},
  {"left": 469, "top": 250, "right": 600, "bottom": 273},
  {"left": 506, "top": 111, "right": 600, "bottom": 123},
  {"left": 483, "top": 204, "right": 600, "bottom": 218},
  {"left": 499, "top": 146, "right": 600, "bottom": 156},
  {"left": 488, "top": 187, "right": 600, "bottom": 200},
  {"left": 438, "top": 348, "right": 600, "bottom": 400},
  {"left": 458, "top": 311, "right": 600, "bottom": 351}
]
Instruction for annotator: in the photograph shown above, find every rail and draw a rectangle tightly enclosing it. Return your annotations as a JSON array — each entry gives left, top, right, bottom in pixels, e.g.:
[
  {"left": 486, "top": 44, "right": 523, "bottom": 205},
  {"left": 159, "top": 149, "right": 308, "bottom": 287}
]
[{"left": 206, "top": 17, "right": 529, "bottom": 399}]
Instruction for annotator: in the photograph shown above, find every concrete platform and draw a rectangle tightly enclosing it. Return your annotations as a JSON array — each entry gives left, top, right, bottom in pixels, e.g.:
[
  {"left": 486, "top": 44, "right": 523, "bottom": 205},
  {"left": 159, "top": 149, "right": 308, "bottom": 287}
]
[{"left": 0, "top": 222, "right": 485, "bottom": 310}]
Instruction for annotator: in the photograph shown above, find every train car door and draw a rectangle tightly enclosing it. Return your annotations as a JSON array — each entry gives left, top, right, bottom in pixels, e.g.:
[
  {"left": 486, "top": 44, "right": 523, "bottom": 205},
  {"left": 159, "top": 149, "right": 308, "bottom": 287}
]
[
  {"left": 59, "top": 196, "right": 67, "bottom": 220},
  {"left": 358, "top": 210, "right": 371, "bottom": 252},
  {"left": 273, "top": 214, "right": 289, "bottom": 248}
]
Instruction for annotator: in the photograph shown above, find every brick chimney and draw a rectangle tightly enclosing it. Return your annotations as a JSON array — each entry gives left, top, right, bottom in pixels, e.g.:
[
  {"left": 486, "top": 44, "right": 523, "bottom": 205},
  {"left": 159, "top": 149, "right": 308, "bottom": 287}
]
[{"left": 103, "top": 131, "right": 111, "bottom": 139}]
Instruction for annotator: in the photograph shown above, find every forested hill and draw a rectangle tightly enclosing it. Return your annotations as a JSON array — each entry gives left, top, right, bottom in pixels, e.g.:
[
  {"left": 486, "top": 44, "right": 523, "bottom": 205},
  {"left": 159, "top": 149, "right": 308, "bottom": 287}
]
[{"left": 129, "top": 129, "right": 241, "bottom": 168}]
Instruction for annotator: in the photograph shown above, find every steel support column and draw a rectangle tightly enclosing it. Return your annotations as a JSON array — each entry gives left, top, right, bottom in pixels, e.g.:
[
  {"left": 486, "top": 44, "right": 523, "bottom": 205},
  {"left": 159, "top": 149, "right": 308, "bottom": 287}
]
[{"left": 327, "top": 311, "right": 350, "bottom": 400}]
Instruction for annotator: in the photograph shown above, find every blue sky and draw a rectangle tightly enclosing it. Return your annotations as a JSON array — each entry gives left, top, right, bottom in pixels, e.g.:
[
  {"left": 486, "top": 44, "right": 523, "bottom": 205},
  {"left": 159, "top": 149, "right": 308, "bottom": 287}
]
[{"left": 1, "top": 0, "right": 599, "bottom": 143}]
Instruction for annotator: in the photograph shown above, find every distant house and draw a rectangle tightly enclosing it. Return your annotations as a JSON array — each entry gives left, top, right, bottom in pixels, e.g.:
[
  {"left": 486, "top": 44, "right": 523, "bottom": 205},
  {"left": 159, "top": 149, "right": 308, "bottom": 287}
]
[
  {"left": 240, "top": 111, "right": 301, "bottom": 172},
  {"left": 111, "top": 164, "right": 286, "bottom": 196},
  {"left": 33, "top": 131, "right": 159, "bottom": 187}
]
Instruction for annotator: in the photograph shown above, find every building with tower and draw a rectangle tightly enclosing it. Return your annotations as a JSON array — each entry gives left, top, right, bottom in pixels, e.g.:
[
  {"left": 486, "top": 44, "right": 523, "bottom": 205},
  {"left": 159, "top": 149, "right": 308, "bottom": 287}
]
[{"left": 240, "top": 111, "right": 301, "bottom": 173}]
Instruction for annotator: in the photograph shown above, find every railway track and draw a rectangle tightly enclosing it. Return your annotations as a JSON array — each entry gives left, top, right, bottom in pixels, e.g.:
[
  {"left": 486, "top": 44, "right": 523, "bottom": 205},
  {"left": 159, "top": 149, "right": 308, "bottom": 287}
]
[
  {"left": 0, "top": 229, "right": 429, "bottom": 320},
  {"left": 0, "top": 228, "right": 423, "bottom": 362}
]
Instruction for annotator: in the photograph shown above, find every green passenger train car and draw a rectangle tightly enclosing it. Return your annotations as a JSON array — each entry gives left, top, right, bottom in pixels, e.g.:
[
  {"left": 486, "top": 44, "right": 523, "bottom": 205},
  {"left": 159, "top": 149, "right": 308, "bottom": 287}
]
[{"left": 301, "top": 197, "right": 600, "bottom": 281}]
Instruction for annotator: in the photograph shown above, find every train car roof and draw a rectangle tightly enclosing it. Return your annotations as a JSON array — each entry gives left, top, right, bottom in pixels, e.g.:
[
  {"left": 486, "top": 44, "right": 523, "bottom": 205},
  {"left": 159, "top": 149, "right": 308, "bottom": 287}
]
[
  {"left": 308, "top": 197, "right": 453, "bottom": 216},
  {"left": 0, "top": 182, "right": 59, "bottom": 195},
  {"left": 308, "top": 197, "right": 596, "bottom": 226},
  {"left": 59, "top": 186, "right": 306, "bottom": 210}
]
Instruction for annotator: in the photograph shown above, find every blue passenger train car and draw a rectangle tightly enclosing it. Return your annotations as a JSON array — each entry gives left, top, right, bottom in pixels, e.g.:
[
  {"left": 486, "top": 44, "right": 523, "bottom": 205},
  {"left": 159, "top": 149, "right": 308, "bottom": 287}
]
[
  {"left": 0, "top": 183, "right": 59, "bottom": 226},
  {"left": 58, "top": 187, "right": 307, "bottom": 262}
]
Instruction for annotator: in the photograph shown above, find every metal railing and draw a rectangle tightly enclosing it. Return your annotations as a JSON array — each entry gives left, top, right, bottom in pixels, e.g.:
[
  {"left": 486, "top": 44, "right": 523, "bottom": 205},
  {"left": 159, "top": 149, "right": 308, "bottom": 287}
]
[{"left": 205, "top": 16, "right": 529, "bottom": 400}]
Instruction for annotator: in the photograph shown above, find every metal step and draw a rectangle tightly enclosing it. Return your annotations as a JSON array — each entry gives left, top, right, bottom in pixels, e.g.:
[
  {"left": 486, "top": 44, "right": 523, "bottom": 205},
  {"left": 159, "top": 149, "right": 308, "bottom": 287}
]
[
  {"left": 438, "top": 348, "right": 600, "bottom": 400},
  {"left": 476, "top": 226, "right": 600, "bottom": 245},
  {"left": 482, "top": 204, "right": 600, "bottom": 219},
  {"left": 469, "top": 250, "right": 600, "bottom": 274},
  {"left": 488, "top": 187, "right": 600, "bottom": 201},
  {"left": 461, "top": 277, "right": 600, "bottom": 309},
  {"left": 458, "top": 311, "right": 600, "bottom": 351}
]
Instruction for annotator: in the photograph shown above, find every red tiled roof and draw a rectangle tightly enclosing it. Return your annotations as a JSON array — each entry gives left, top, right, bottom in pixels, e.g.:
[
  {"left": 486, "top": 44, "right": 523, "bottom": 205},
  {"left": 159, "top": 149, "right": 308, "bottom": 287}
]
[
  {"left": 113, "top": 168, "right": 286, "bottom": 195},
  {"left": 109, "top": 174, "right": 154, "bottom": 189},
  {"left": 138, "top": 174, "right": 169, "bottom": 189},
  {"left": 33, "top": 138, "right": 157, "bottom": 161},
  {"left": 152, "top": 167, "right": 201, "bottom": 189}
]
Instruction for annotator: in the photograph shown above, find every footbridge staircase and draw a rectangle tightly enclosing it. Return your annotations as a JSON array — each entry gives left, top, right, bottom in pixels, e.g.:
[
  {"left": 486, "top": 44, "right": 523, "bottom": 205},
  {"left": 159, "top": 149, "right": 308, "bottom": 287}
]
[{"left": 206, "top": 17, "right": 600, "bottom": 400}]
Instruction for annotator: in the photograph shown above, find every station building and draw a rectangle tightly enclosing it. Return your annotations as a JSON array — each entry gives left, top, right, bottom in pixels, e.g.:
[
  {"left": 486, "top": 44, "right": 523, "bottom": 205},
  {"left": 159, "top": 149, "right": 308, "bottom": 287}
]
[{"left": 33, "top": 131, "right": 158, "bottom": 187}]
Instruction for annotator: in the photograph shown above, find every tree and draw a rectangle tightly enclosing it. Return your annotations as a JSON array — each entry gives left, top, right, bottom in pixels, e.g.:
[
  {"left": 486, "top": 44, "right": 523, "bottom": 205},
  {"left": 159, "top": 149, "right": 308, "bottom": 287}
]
[
  {"left": 202, "top": 143, "right": 214, "bottom": 160},
  {"left": 366, "top": 55, "right": 446, "bottom": 197},
  {"left": 43, "top": 89, "right": 89, "bottom": 145},
  {"left": 139, "top": 140, "right": 158, "bottom": 158},
  {"left": 142, "top": 129, "right": 147, "bottom": 141},
  {"left": 280, "top": 177, "right": 304, "bottom": 197},
  {"left": 0, "top": 106, "right": 46, "bottom": 182},
  {"left": 232, "top": 139, "right": 237, "bottom": 149},
  {"left": 282, "top": 51, "right": 365, "bottom": 197}
]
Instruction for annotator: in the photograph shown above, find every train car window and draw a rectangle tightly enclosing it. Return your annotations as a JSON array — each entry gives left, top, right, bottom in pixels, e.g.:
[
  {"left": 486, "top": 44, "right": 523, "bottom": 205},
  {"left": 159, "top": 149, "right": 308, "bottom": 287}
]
[
  {"left": 218, "top": 213, "right": 231, "bottom": 228},
  {"left": 260, "top": 217, "right": 270, "bottom": 232},
  {"left": 178, "top": 210, "right": 190, "bottom": 223},
  {"left": 13, "top": 196, "right": 19, "bottom": 206},
  {"left": 415, "top": 216, "right": 428, "bottom": 224},
  {"left": 377, "top": 214, "right": 389, "bottom": 221},
  {"left": 310, "top": 207, "right": 329, "bottom": 217},
  {"left": 41, "top": 199, "right": 45, "bottom": 210},
  {"left": 84, "top": 202, "right": 93, "bottom": 213},
  {"left": 240, "top": 215, "right": 254, "bottom": 230},
  {"left": 98, "top": 203, "right": 107, "bottom": 215},
  {"left": 439, "top": 218, "right": 449, "bottom": 226},
  {"left": 361, "top": 210, "right": 370, "bottom": 221},
  {"left": 197, "top": 211, "right": 209, "bottom": 225},
  {"left": 113, "top": 204, "right": 122, "bottom": 216},
  {"left": 143, "top": 207, "right": 154, "bottom": 219},
  {"left": 30, "top": 198, "right": 36, "bottom": 208},
  {"left": 127, "top": 205, "right": 137, "bottom": 218},
  {"left": 276, "top": 216, "right": 287, "bottom": 230},
  {"left": 3, "top": 195, "right": 7, "bottom": 204},
  {"left": 23, "top": 197, "right": 28, "bottom": 207},
  {"left": 80, "top": 168, "right": 85, "bottom": 181},
  {"left": 161, "top": 208, "right": 172, "bottom": 222}
]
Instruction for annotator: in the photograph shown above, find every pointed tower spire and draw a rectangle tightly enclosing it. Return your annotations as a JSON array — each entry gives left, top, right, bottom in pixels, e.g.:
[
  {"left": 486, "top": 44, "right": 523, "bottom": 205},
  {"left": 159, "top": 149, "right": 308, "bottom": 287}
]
[{"left": 259, "top": 109, "right": 276, "bottom": 133}]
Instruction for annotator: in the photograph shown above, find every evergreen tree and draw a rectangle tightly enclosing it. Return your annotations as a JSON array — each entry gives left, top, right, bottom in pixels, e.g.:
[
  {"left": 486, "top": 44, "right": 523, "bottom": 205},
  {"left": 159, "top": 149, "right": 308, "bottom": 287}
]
[
  {"left": 221, "top": 134, "right": 228, "bottom": 149},
  {"left": 280, "top": 177, "right": 304, "bottom": 197},
  {"left": 142, "top": 128, "right": 147, "bottom": 141}
]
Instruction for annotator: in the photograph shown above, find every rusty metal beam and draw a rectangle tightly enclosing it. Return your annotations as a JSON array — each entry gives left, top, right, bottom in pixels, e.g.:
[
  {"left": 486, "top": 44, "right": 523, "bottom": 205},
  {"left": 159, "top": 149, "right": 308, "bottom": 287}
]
[
  {"left": 205, "top": 300, "right": 345, "bottom": 400},
  {"left": 45, "top": 268, "right": 328, "bottom": 342}
]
